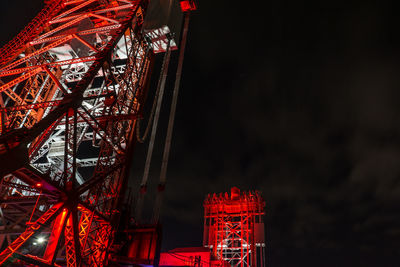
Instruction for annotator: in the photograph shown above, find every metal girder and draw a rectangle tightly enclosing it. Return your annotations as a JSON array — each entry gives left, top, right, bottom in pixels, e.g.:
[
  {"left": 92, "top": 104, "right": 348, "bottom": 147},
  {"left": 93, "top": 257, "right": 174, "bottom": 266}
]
[
  {"left": 204, "top": 190, "right": 266, "bottom": 267},
  {"left": 0, "top": 0, "right": 65, "bottom": 67},
  {"left": 0, "top": 202, "right": 64, "bottom": 265},
  {"left": 0, "top": 0, "right": 154, "bottom": 266}
]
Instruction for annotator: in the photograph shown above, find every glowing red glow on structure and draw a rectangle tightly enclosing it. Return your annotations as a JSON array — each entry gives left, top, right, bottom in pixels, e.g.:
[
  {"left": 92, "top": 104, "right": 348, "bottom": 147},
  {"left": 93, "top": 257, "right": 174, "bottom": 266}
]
[
  {"left": 0, "top": 0, "right": 195, "bottom": 265},
  {"left": 160, "top": 247, "right": 229, "bottom": 267},
  {"left": 180, "top": 0, "right": 197, "bottom": 12},
  {"left": 110, "top": 225, "right": 162, "bottom": 265},
  {"left": 0, "top": 0, "right": 153, "bottom": 265},
  {"left": 203, "top": 188, "right": 266, "bottom": 267},
  {"left": 44, "top": 209, "right": 68, "bottom": 262},
  {"left": 160, "top": 248, "right": 210, "bottom": 267}
]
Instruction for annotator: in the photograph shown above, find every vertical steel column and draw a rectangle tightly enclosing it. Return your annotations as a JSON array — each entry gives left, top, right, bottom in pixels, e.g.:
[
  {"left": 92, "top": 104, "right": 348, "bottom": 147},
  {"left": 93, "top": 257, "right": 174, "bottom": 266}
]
[
  {"left": 0, "top": 0, "right": 153, "bottom": 265},
  {"left": 153, "top": 11, "right": 191, "bottom": 223},
  {"left": 135, "top": 38, "right": 172, "bottom": 222},
  {"left": 43, "top": 209, "right": 68, "bottom": 263}
]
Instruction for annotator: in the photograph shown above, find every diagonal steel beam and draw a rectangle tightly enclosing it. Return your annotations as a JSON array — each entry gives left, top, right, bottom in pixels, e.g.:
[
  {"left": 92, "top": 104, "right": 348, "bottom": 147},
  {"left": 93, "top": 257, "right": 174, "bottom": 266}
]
[
  {"left": 0, "top": 202, "right": 64, "bottom": 265},
  {"left": 12, "top": 165, "right": 64, "bottom": 195}
]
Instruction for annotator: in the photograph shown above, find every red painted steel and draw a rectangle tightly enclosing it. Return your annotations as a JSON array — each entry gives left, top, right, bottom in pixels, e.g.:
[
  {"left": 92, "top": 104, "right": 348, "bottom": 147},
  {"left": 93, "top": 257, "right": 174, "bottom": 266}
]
[
  {"left": 203, "top": 188, "right": 266, "bottom": 267},
  {"left": 159, "top": 247, "right": 230, "bottom": 267},
  {"left": 0, "top": 202, "right": 64, "bottom": 265},
  {"left": 0, "top": 0, "right": 157, "bottom": 266},
  {"left": 0, "top": 0, "right": 65, "bottom": 67}
]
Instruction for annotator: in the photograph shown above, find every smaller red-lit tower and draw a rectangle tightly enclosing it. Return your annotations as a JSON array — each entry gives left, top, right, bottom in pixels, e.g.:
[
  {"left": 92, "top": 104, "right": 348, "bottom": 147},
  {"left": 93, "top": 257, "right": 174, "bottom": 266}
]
[{"left": 203, "top": 188, "right": 266, "bottom": 267}]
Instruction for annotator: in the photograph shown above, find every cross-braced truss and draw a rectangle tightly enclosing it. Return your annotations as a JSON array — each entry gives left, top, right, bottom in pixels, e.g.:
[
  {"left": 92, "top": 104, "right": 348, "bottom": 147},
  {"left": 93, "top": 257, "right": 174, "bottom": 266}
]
[
  {"left": 215, "top": 214, "right": 252, "bottom": 267},
  {"left": 204, "top": 190, "right": 266, "bottom": 267},
  {"left": 0, "top": 0, "right": 162, "bottom": 265}
]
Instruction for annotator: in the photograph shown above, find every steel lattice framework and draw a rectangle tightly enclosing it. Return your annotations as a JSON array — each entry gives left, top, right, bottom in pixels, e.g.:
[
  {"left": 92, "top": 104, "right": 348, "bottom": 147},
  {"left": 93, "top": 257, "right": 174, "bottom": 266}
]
[
  {"left": 0, "top": 0, "right": 165, "bottom": 265},
  {"left": 203, "top": 188, "right": 266, "bottom": 267}
]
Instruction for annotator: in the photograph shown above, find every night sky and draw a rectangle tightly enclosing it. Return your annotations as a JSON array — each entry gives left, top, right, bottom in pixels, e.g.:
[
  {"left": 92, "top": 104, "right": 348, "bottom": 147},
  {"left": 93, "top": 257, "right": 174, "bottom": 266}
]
[{"left": 1, "top": 0, "right": 400, "bottom": 266}]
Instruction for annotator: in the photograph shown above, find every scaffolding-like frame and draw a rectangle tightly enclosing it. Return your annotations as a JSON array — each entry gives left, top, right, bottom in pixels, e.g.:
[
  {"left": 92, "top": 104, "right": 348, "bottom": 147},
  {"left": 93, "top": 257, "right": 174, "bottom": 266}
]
[{"left": 203, "top": 188, "right": 266, "bottom": 267}]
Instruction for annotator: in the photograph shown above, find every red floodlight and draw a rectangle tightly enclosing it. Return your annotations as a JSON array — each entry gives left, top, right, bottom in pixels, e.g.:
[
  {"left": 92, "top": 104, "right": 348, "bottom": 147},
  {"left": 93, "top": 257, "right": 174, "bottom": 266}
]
[{"left": 180, "top": 0, "right": 197, "bottom": 12}]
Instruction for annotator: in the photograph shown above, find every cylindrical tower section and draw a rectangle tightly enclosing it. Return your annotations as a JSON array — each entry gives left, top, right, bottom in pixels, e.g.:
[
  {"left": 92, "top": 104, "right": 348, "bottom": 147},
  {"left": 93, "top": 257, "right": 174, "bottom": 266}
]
[{"left": 203, "top": 187, "right": 266, "bottom": 267}]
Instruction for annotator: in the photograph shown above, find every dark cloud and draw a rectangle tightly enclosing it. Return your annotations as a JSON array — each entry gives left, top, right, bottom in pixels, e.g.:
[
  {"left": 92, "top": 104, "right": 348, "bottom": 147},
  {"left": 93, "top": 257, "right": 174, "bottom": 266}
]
[{"left": 158, "top": 0, "right": 400, "bottom": 265}]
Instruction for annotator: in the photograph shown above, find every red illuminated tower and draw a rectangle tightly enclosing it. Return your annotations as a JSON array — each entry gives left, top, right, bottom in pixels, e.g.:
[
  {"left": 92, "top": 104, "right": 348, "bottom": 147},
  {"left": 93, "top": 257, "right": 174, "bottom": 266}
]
[
  {"left": 0, "top": 0, "right": 194, "bottom": 266},
  {"left": 203, "top": 188, "right": 266, "bottom": 267}
]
